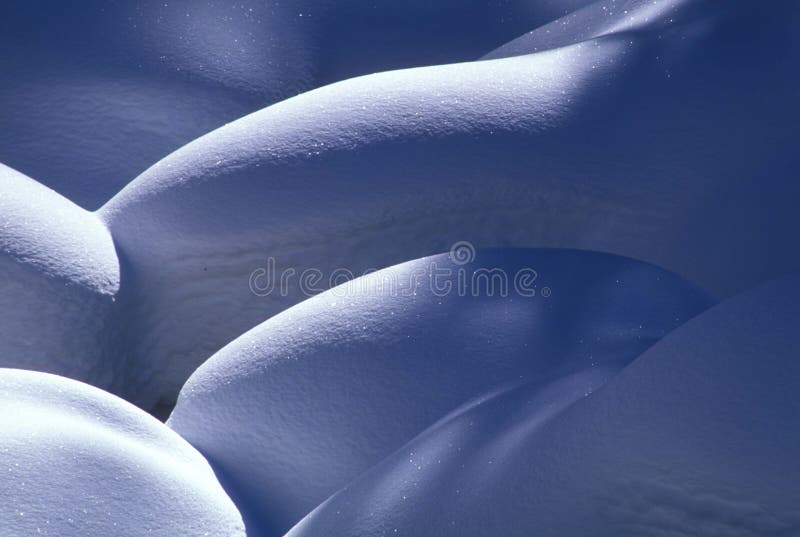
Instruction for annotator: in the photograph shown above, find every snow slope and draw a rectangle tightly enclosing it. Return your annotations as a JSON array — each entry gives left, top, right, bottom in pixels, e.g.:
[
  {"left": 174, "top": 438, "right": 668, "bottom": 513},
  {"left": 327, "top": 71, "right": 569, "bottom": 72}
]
[
  {"left": 0, "top": 368, "right": 245, "bottom": 537},
  {"left": 168, "top": 249, "right": 712, "bottom": 536},
  {"left": 101, "top": 0, "right": 800, "bottom": 407},
  {"left": 485, "top": 0, "right": 711, "bottom": 59},
  {"left": 0, "top": 163, "right": 120, "bottom": 389},
  {"left": 0, "top": 0, "right": 580, "bottom": 208},
  {"left": 287, "top": 273, "right": 800, "bottom": 537}
]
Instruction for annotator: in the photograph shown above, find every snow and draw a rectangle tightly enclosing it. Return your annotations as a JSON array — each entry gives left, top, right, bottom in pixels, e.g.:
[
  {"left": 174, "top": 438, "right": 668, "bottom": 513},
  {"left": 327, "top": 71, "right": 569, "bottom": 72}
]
[
  {"left": 100, "top": 0, "right": 800, "bottom": 407},
  {"left": 285, "top": 273, "right": 800, "bottom": 537},
  {"left": 0, "top": 2, "right": 263, "bottom": 209},
  {"left": 167, "top": 248, "right": 712, "bottom": 536},
  {"left": 0, "top": 368, "right": 245, "bottom": 537},
  {"left": 0, "top": 0, "right": 582, "bottom": 208},
  {"left": 484, "top": 0, "right": 702, "bottom": 59},
  {"left": 0, "top": 1, "right": 797, "bottom": 535},
  {"left": 0, "top": 163, "right": 120, "bottom": 389}
]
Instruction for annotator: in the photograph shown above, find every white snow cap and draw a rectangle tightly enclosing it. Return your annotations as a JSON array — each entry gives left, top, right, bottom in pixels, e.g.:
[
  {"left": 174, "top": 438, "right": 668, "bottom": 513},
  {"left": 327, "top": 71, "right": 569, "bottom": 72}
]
[
  {"left": 168, "top": 248, "right": 712, "bottom": 536},
  {"left": 0, "top": 163, "right": 120, "bottom": 388},
  {"left": 0, "top": 368, "right": 245, "bottom": 537},
  {"left": 286, "top": 272, "right": 800, "bottom": 537},
  {"left": 101, "top": 0, "right": 800, "bottom": 407}
]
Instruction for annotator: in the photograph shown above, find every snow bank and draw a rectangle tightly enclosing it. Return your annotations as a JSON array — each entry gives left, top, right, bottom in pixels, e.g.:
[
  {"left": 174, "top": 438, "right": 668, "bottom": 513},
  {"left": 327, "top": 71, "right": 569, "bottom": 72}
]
[
  {"left": 0, "top": 163, "right": 120, "bottom": 389},
  {"left": 0, "top": 368, "right": 245, "bottom": 537},
  {"left": 0, "top": 0, "right": 578, "bottom": 208},
  {"left": 101, "top": 0, "right": 800, "bottom": 407},
  {"left": 287, "top": 273, "right": 800, "bottom": 537},
  {"left": 168, "top": 249, "right": 712, "bottom": 536}
]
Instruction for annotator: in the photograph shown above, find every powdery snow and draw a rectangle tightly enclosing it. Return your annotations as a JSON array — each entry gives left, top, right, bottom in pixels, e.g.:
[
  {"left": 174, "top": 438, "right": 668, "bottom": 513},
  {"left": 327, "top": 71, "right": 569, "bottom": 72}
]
[
  {"left": 101, "top": 0, "right": 800, "bottom": 407},
  {"left": 286, "top": 273, "right": 800, "bottom": 537},
  {"left": 0, "top": 1, "right": 796, "bottom": 535},
  {"left": 168, "top": 249, "right": 712, "bottom": 536},
  {"left": 0, "top": 163, "right": 120, "bottom": 388},
  {"left": 484, "top": 0, "right": 703, "bottom": 59},
  {"left": 0, "top": 0, "right": 583, "bottom": 208},
  {"left": 0, "top": 368, "right": 245, "bottom": 537}
]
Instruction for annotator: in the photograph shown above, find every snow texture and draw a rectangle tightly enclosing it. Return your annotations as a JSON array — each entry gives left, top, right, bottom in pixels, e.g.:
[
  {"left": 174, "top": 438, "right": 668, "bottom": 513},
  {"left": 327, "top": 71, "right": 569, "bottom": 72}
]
[
  {"left": 168, "top": 249, "right": 713, "bottom": 536},
  {"left": 0, "top": 368, "right": 245, "bottom": 537},
  {"left": 0, "top": 1, "right": 796, "bottom": 535},
  {"left": 286, "top": 273, "right": 800, "bottom": 537},
  {"left": 101, "top": 0, "right": 800, "bottom": 407},
  {"left": 0, "top": 0, "right": 583, "bottom": 208},
  {"left": 0, "top": 163, "right": 121, "bottom": 388}
]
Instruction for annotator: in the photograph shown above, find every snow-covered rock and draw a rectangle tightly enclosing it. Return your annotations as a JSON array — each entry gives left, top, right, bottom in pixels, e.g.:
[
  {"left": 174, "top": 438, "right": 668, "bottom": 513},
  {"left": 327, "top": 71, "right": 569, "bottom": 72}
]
[
  {"left": 0, "top": 0, "right": 578, "bottom": 208},
  {"left": 101, "top": 0, "right": 800, "bottom": 407},
  {"left": 0, "top": 368, "right": 245, "bottom": 537},
  {"left": 0, "top": 163, "right": 120, "bottom": 389},
  {"left": 286, "top": 273, "right": 800, "bottom": 537},
  {"left": 168, "top": 248, "right": 712, "bottom": 536}
]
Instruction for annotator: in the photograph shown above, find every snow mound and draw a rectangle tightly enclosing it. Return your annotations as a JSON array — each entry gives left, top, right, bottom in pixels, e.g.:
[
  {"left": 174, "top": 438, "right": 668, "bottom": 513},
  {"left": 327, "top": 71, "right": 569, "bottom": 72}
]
[
  {"left": 0, "top": 163, "right": 121, "bottom": 388},
  {"left": 287, "top": 273, "right": 800, "bottom": 537},
  {"left": 102, "top": 0, "right": 800, "bottom": 407},
  {"left": 168, "top": 249, "right": 712, "bottom": 536},
  {"left": 0, "top": 368, "right": 245, "bottom": 537},
  {"left": 0, "top": 0, "right": 581, "bottom": 208}
]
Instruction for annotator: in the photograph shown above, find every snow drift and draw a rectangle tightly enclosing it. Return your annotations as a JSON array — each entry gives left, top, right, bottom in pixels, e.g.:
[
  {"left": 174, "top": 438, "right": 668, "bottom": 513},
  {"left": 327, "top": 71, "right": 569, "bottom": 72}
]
[
  {"left": 0, "top": 2, "right": 796, "bottom": 536},
  {"left": 0, "top": 368, "right": 245, "bottom": 537},
  {"left": 168, "top": 248, "right": 712, "bottom": 536},
  {"left": 0, "top": 0, "right": 578, "bottom": 208},
  {"left": 0, "top": 163, "right": 120, "bottom": 389},
  {"left": 101, "top": 0, "right": 800, "bottom": 407},
  {"left": 286, "top": 272, "right": 800, "bottom": 537}
]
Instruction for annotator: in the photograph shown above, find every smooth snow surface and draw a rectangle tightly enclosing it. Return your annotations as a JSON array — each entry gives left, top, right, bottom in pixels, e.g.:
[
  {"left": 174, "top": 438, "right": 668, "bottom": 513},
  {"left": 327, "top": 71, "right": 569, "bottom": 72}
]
[
  {"left": 168, "top": 249, "right": 712, "bottom": 536},
  {"left": 0, "top": 1, "right": 797, "bottom": 535},
  {"left": 0, "top": 368, "right": 245, "bottom": 537},
  {"left": 102, "top": 0, "right": 800, "bottom": 407},
  {"left": 286, "top": 273, "right": 800, "bottom": 537},
  {"left": 485, "top": 0, "right": 704, "bottom": 59},
  {"left": 0, "top": 0, "right": 583, "bottom": 208},
  {"left": 0, "top": 163, "right": 120, "bottom": 388}
]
